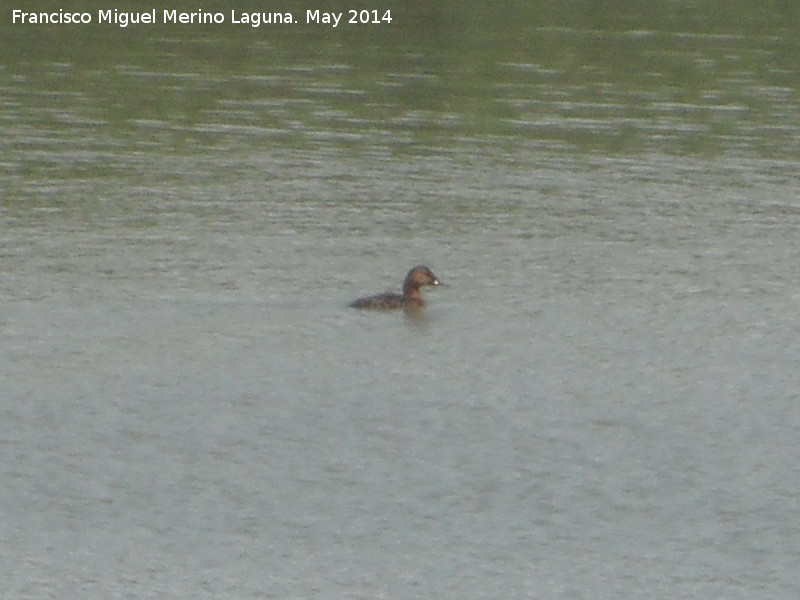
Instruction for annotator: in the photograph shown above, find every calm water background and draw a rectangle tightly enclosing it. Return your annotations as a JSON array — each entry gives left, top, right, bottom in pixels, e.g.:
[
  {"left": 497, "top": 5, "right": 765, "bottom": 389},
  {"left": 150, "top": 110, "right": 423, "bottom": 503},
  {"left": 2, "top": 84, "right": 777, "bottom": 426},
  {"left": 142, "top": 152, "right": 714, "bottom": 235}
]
[{"left": 2, "top": 2, "right": 800, "bottom": 598}]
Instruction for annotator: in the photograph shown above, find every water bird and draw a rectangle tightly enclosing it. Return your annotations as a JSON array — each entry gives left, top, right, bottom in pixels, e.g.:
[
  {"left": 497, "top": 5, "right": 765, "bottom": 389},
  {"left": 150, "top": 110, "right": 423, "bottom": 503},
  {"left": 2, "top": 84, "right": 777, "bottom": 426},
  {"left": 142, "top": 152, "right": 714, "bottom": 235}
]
[{"left": 349, "top": 265, "right": 441, "bottom": 310}]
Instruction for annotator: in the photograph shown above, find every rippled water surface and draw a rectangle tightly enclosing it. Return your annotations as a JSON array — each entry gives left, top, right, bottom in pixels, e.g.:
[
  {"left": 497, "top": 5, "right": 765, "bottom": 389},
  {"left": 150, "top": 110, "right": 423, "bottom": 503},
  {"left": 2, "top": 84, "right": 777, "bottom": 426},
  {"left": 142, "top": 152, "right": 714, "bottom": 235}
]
[{"left": 3, "top": 5, "right": 800, "bottom": 599}]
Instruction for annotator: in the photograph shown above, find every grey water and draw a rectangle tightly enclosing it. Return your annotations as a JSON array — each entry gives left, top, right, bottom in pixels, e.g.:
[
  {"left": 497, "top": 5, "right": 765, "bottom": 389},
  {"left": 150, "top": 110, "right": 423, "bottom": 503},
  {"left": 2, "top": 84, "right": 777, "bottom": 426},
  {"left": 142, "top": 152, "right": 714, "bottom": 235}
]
[{"left": 2, "top": 5, "right": 800, "bottom": 599}]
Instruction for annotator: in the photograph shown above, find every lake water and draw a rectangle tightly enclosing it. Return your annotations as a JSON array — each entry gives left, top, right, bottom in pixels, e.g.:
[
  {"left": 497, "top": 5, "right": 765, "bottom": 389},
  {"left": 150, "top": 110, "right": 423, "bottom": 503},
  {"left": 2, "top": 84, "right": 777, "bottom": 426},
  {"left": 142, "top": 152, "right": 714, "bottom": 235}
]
[{"left": 2, "top": 5, "right": 800, "bottom": 599}]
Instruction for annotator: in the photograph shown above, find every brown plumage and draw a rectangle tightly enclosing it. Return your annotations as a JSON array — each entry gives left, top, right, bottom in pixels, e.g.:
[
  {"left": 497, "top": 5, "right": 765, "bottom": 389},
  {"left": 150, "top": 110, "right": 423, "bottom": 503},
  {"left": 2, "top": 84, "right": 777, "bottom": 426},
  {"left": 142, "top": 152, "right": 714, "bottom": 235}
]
[{"left": 349, "top": 265, "right": 440, "bottom": 310}]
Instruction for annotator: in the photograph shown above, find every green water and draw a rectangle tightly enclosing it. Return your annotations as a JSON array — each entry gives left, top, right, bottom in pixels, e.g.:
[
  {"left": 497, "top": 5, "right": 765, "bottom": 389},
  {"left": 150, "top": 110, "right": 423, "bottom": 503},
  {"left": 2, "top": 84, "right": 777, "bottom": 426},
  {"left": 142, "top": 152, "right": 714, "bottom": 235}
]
[{"left": 3, "top": 1, "right": 799, "bottom": 169}]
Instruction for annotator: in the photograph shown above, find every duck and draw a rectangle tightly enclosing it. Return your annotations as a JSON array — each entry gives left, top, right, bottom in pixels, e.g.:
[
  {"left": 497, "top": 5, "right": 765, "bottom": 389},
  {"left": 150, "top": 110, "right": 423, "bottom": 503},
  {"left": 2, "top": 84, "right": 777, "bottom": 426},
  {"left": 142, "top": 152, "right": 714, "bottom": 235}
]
[{"left": 349, "top": 265, "right": 440, "bottom": 309}]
